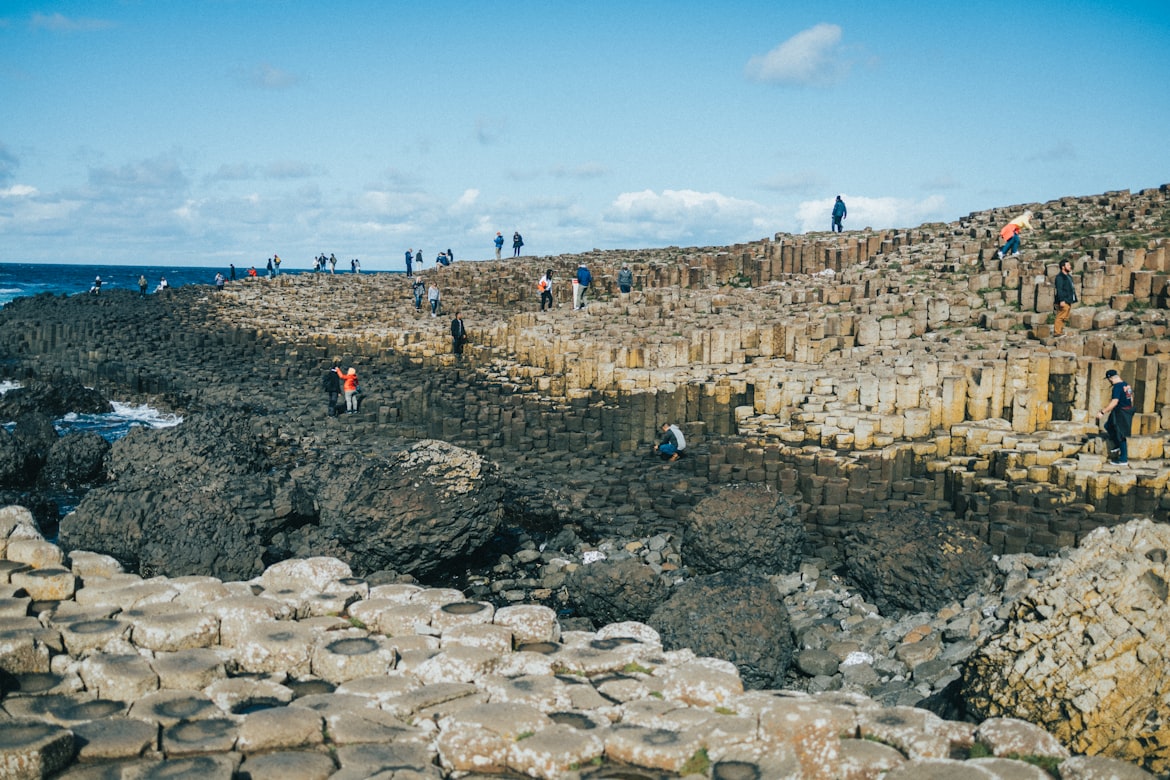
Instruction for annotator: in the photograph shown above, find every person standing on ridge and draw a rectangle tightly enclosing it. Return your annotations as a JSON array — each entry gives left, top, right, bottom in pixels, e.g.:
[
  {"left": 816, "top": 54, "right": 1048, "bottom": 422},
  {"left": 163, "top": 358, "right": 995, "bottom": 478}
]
[
  {"left": 618, "top": 264, "right": 633, "bottom": 296},
  {"left": 996, "top": 210, "right": 1034, "bottom": 259},
  {"left": 1097, "top": 369, "right": 1134, "bottom": 465},
  {"left": 1054, "top": 259, "right": 1077, "bottom": 337},
  {"left": 405, "top": 249, "right": 414, "bottom": 277},
  {"left": 494, "top": 232, "right": 504, "bottom": 260},
  {"left": 274, "top": 254, "right": 281, "bottom": 274},
  {"left": 451, "top": 311, "right": 467, "bottom": 356},
  {"left": 138, "top": 275, "right": 148, "bottom": 297},
  {"left": 538, "top": 269, "right": 554, "bottom": 312},
  {"left": 266, "top": 257, "right": 274, "bottom": 278},
  {"left": 831, "top": 196, "right": 847, "bottom": 233},
  {"left": 230, "top": 264, "right": 236, "bottom": 281},
  {"left": 575, "top": 262, "right": 592, "bottom": 310},
  {"left": 513, "top": 232, "right": 524, "bottom": 257}
]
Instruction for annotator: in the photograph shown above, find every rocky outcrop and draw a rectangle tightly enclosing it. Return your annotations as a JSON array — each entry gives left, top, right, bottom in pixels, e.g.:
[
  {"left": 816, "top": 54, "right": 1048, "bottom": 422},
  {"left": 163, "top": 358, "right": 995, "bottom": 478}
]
[
  {"left": 60, "top": 411, "right": 504, "bottom": 581},
  {"left": 682, "top": 483, "right": 804, "bottom": 576},
  {"left": 649, "top": 571, "right": 794, "bottom": 690},
  {"left": 0, "top": 378, "right": 112, "bottom": 419},
  {"left": 41, "top": 431, "right": 110, "bottom": 488},
  {"left": 962, "top": 519, "right": 1170, "bottom": 776},
  {"left": 843, "top": 507, "right": 996, "bottom": 614}
]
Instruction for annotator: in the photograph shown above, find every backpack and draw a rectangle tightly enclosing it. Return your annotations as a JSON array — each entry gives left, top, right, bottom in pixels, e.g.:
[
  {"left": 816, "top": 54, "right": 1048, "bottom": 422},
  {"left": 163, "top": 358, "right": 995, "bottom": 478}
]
[{"left": 538, "top": 278, "right": 549, "bottom": 292}]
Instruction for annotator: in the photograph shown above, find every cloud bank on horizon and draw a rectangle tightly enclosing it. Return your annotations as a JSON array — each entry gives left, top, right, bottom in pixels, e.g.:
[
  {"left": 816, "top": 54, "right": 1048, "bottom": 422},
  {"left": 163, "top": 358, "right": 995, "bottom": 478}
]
[{"left": 0, "top": 2, "right": 1167, "bottom": 269}]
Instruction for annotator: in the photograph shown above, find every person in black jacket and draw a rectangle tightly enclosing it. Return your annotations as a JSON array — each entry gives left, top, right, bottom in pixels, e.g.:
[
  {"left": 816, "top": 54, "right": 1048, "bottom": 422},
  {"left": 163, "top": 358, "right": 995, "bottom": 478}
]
[
  {"left": 323, "top": 358, "right": 342, "bottom": 417},
  {"left": 451, "top": 311, "right": 467, "bottom": 357},
  {"left": 1054, "top": 260, "right": 1077, "bottom": 336}
]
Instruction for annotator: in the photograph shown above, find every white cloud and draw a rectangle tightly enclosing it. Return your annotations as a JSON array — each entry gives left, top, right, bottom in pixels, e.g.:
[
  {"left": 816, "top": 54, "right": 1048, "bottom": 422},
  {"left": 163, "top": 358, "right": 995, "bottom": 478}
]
[
  {"left": 795, "top": 193, "right": 947, "bottom": 233},
  {"left": 0, "top": 184, "right": 37, "bottom": 198},
  {"left": 745, "top": 23, "right": 849, "bottom": 86},
  {"left": 603, "top": 189, "right": 772, "bottom": 244},
  {"left": 29, "top": 12, "right": 113, "bottom": 32},
  {"left": 240, "top": 63, "right": 300, "bottom": 90},
  {"left": 454, "top": 189, "right": 479, "bottom": 208}
]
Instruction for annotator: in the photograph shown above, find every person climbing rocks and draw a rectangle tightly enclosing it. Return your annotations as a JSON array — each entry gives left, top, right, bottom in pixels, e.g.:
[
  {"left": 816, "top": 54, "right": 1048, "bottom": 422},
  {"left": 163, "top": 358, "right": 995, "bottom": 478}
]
[
  {"left": 1054, "top": 259, "right": 1077, "bottom": 336},
  {"left": 654, "top": 422, "right": 687, "bottom": 462},
  {"left": 1097, "top": 369, "right": 1134, "bottom": 466},
  {"left": 831, "top": 196, "right": 847, "bottom": 233},
  {"left": 451, "top": 311, "right": 467, "bottom": 356},
  {"left": 323, "top": 358, "right": 342, "bottom": 417},
  {"left": 339, "top": 366, "right": 360, "bottom": 415},
  {"left": 996, "top": 210, "right": 1034, "bottom": 259}
]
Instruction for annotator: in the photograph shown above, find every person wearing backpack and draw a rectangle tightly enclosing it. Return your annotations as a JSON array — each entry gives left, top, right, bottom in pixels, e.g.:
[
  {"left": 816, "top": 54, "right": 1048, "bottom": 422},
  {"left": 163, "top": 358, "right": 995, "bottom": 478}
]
[
  {"left": 1097, "top": 369, "right": 1135, "bottom": 465},
  {"left": 538, "top": 269, "right": 553, "bottom": 312},
  {"left": 323, "top": 359, "right": 342, "bottom": 417}
]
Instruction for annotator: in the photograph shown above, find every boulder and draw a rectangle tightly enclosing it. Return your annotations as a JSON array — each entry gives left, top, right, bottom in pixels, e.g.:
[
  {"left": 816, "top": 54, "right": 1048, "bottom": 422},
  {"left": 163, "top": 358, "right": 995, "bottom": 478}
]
[
  {"left": 0, "top": 378, "right": 112, "bottom": 419},
  {"left": 298, "top": 439, "right": 504, "bottom": 578},
  {"left": 648, "top": 570, "right": 793, "bottom": 689},
  {"left": 0, "top": 428, "right": 38, "bottom": 488},
  {"left": 962, "top": 519, "right": 1170, "bottom": 776},
  {"left": 41, "top": 432, "right": 110, "bottom": 487},
  {"left": 843, "top": 507, "right": 995, "bottom": 614},
  {"left": 682, "top": 483, "right": 804, "bottom": 575},
  {"left": 565, "top": 556, "right": 670, "bottom": 626}
]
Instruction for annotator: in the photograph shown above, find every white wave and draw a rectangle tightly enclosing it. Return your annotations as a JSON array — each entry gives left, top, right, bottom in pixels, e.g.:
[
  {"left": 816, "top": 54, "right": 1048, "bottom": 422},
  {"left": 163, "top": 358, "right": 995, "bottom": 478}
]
[
  {"left": 0, "top": 380, "right": 21, "bottom": 395},
  {"left": 108, "top": 401, "right": 184, "bottom": 429}
]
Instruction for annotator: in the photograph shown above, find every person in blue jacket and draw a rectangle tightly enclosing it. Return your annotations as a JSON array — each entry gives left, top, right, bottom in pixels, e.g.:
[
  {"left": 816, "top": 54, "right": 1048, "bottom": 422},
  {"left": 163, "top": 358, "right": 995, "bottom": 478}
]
[
  {"left": 575, "top": 263, "right": 593, "bottom": 310},
  {"left": 494, "top": 232, "right": 505, "bottom": 260},
  {"left": 831, "top": 196, "right": 847, "bottom": 233}
]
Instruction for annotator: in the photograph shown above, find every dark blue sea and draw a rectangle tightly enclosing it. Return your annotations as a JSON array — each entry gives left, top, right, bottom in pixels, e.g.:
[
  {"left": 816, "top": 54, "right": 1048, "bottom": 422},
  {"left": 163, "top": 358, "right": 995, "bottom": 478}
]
[{"left": 0, "top": 262, "right": 327, "bottom": 306}]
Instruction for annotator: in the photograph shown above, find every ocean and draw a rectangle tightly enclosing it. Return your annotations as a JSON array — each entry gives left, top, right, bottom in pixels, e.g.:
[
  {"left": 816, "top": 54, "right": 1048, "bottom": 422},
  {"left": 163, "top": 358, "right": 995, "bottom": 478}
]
[{"left": 0, "top": 261, "right": 401, "bottom": 307}]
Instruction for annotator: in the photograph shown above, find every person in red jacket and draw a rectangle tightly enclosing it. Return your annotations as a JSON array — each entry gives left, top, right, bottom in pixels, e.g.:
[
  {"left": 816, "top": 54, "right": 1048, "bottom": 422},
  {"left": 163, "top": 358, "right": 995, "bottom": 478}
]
[{"left": 337, "top": 367, "right": 360, "bottom": 415}]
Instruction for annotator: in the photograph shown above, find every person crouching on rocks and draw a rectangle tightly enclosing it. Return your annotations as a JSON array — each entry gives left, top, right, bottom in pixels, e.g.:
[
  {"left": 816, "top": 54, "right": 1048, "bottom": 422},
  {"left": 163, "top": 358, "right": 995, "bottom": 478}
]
[
  {"left": 654, "top": 422, "right": 686, "bottom": 462},
  {"left": 339, "top": 367, "right": 360, "bottom": 415}
]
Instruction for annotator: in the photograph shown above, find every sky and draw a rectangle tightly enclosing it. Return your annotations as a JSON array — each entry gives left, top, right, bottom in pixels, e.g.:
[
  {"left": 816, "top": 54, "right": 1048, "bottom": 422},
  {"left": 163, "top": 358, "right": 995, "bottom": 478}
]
[{"left": 1, "top": 1, "right": 1168, "bottom": 271}]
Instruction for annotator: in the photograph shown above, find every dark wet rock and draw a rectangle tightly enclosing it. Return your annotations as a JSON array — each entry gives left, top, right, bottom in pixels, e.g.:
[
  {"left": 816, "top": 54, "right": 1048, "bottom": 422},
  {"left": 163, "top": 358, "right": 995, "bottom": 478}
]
[
  {"left": 648, "top": 570, "right": 793, "bottom": 690},
  {"left": 0, "top": 427, "right": 39, "bottom": 488},
  {"left": 566, "top": 557, "right": 671, "bottom": 626},
  {"left": 682, "top": 483, "right": 804, "bottom": 576},
  {"left": 843, "top": 507, "right": 995, "bottom": 615},
  {"left": 0, "top": 378, "right": 112, "bottom": 419},
  {"left": 13, "top": 413, "right": 59, "bottom": 464},
  {"left": 60, "top": 415, "right": 503, "bottom": 582},
  {"left": 298, "top": 439, "right": 504, "bottom": 579},
  {"left": 42, "top": 432, "right": 110, "bottom": 488}
]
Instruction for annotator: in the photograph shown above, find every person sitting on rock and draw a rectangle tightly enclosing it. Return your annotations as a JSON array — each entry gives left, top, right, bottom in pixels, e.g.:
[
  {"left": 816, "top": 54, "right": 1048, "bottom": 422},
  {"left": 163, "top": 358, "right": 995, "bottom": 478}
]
[{"left": 654, "top": 422, "right": 687, "bottom": 462}]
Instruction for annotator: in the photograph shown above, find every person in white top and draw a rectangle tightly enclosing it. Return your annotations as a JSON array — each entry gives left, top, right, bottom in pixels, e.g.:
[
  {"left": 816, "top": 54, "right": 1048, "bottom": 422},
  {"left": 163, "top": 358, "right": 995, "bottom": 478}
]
[{"left": 654, "top": 422, "right": 686, "bottom": 462}]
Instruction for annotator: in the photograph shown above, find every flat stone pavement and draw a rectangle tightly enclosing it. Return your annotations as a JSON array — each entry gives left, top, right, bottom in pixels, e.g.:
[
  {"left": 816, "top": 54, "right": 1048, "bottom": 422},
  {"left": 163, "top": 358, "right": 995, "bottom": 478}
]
[{"left": 0, "top": 506, "right": 1155, "bottom": 779}]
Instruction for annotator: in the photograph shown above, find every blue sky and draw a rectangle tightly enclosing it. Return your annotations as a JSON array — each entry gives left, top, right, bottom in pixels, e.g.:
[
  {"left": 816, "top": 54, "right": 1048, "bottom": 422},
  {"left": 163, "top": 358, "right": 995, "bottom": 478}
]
[{"left": 1, "top": 1, "right": 1168, "bottom": 270}]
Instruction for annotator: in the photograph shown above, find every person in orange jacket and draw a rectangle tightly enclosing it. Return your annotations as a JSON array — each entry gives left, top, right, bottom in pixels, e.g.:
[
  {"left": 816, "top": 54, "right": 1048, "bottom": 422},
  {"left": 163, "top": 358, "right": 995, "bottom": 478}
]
[
  {"left": 996, "top": 210, "right": 1033, "bottom": 259},
  {"left": 336, "top": 367, "right": 360, "bottom": 414}
]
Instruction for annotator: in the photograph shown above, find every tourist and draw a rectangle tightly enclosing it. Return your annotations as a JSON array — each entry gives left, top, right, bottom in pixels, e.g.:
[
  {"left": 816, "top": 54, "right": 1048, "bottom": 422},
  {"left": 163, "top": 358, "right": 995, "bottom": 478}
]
[
  {"left": 248, "top": 266, "right": 258, "bottom": 279},
  {"left": 513, "top": 231, "right": 524, "bottom": 257},
  {"left": 157, "top": 276, "right": 169, "bottom": 292},
  {"left": 412, "top": 277, "right": 426, "bottom": 312},
  {"left": 214, "top": 272, "right": 225, "bottom": 291},
  {"left": 618, "top": 264, "right": 633, "bottom": 295},
  {"left": 230, "top": 263, "right": 236, "bottom": 281},
  {"left": 436, "top": 251, "right": 450, "bottom": 267},
  {"left": 1097, "top": 369, "right": 1134, "bottom": 466},
  {"left": 1054, "top": 259, "right": 1077, "bottom": 336},
  {"left": 574, "top": 263, "right": 592, "bottom": 310},
  {"left": 266, "top": 257, "right": 274, "bottom": 278},
  {"left": 90, "top": 276, "right": 102, "bottom": 295},
  {"left": 323, "top": 358, "right": 342, "bottom": 417},
  {"left": 428, "top": 282, "right": 441, "bottom": 317},
  {"left": 405, "top": 249, "right": 414, "bottom": 277},
  {"left": 329, "top": 254, "right": 337, "bottom": 273},
  {"left": 654, "top": 422, "right": 687, "bottom": 462},
  {"left": 274, "top": 254, "right": 281, "bottom": 274},
  {"left": 447, "top": 248, "right": 454, "bottom": 264},
  {"left": 832, "top": 196, "right": 847, "bottom": 233},
  {"left": 451, "top": 311, "right": 467, "bottom": 356},
  {"left": 138, "top": 275, "right": 148, "bottom": 297},
  {"left": 415, "top": 249, "right": 424, "bottom": 269},
  {"left": 996, "top": 210, "right": 1034, "bottom": 259},
  {"left": 339, "top": 366, "right": 360, "bottom": 415},
  {"left": 494, "top": 232, "right": 504, "bottom": 260},
  {"left": 538, "top": 269, "right": 553, "bottom": 311}
]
